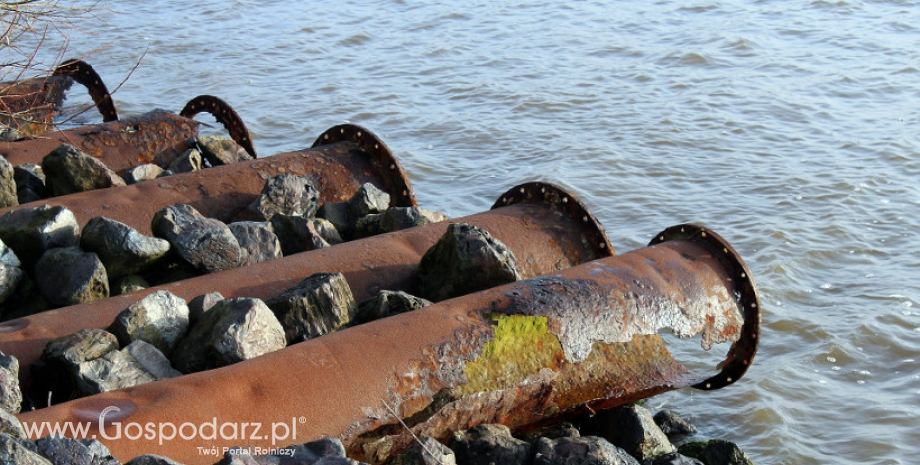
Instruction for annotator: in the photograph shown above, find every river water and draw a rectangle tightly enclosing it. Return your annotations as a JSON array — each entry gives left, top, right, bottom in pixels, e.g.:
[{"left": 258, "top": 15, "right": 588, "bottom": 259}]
[{"left": 14, "top": 1, "right": 920, "bottom": 463}]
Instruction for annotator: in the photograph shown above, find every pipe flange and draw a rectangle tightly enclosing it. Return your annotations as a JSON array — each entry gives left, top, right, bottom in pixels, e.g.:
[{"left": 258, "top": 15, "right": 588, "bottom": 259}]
[
  {"left": 492, "top": 182, "right": 614, "bottom": 258},
  {"left": 53, "top": 59, "right": 118, "bottom": 122},
  {"left": 649, "top": 224, "right": 761, "bottom": 390},
  {"left": 180, "top": 95, "right": 257, "bottom": 159},
  {"left": 312, "top": 124, "right": 417, "bottom": 207}
]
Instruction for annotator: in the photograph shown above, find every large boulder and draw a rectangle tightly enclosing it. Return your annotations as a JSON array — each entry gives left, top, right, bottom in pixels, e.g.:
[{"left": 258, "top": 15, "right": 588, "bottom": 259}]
[
  {"left": 237, "top": 173, "right": 320, "bottom": 222},
  {"left": 417, "top": 222, "right": 522, "bottom": 302},
  {"left": 449, "top": 424, "right": 532, "bottom": 465},
  {"left": 0, "top": 433, "right": 52, "bottom": 464},
  {"left": 80, "top": 217, "right": 171, "bottom": 279},
  {"left": 654, "top": 410, "right": 697, "bottom": 437},
  {"left": 122, "top": 164, "right": 164, "bottom": 185},
  {"left": 34, "top": 247, "right": 108, "bottom": 307},
  {"left": 353, "top": 206, "right": 447, "bottom": 239},
  {"left": 108, "top": 290, "right": 189, "bottom": 355},
  {"left": 197, "top": 135, "right": 252, "bottom": 166},
  {"left": 151, "top": 204, "right": 242, "bottom": 274},
  {"left": 677, "top": 440, "right": 755, "bottom": 465},
  {"left": 0, "top": 158, "right": 17, "bottom": 208},
  {"left": 0, "top": 353, "right": 21, "bottom": 415},
  {"left": 31, "top": 329, "right": 119, "bottom": 403},
  {"left": 171, "top": 298, "right": 286, "bottom": 374},
  {"left": 347, "top": 182, "right": 390, "bottom": 220},
  {"left": 166, "top": 148, "right": 202, "bottom": 173},
  {"left": 269, "top": 215, "right": 338, "bottom": 256},
  {"left": 13, "top": 163, "right": 48, "bottom": 205},
  {"left": 266, "top": 272, "right": 357, "bottom": 343},
  {"left": 41, "top": 144, "right": 125, "bottom": 196},
  {"left": 533, "top": 436, "right": 641, "bottom": 465},
  {"left": 0, "top": 204, "right": 79, "bottom": 268},
  {"left": 580, "top": 404, "right": 675, "bottom": 462},
  {"left": 354, "top": 290, "right": 432, "bottom": 324},
  {"left": 228, "top": 221, "right": 282, "bottom": 266}
]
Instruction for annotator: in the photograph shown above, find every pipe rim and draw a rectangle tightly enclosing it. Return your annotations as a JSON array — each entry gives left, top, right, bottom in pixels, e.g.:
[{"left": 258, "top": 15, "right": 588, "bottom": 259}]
[
  {"left": 491, "top": 181, "right": 614, "bottom": 257},
  {"left": 179, "top": 95, "right": 258, "bottom": 159},
  {"left": 312, "top": 124, "right": 417, "bottom": 207},
  {"left": 649, "top": 223, "right": 761, "bottom": 390}
]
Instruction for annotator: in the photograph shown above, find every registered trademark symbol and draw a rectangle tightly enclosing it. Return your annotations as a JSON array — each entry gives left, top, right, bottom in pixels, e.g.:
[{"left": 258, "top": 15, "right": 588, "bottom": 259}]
[{"left": 299, "top": 416, "right": 307, "bottom": 424}]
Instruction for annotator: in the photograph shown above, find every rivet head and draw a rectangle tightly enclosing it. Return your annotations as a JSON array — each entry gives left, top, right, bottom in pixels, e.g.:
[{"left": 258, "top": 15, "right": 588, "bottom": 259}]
[
  {"left": 520, "top": 188, "right": 525, "bottom": 194},
  {"left": 705, "top": 383, "right": 712, "bottom": 389},
  {"left": 723, "top": 248, "right": 728, "bottom": 253},
  {"left": 751, "top": 302, "right": 757, "bottom": 308},
  {"left": 562, "top": 197, "right": 568, "bottom": 203},
  {"left": 324, "top": 134, "right": 329, "bottom": 140},
  {"left": 389, "top": 164, "right": 395, "bottom": 170},
  {"left": 357, "top": 131, "right": 362, "bottom": 137},
  {"left": 741, "top": 272, "right": 746, "bottom": 278},
  {"left": 701, "top": 231, "right": 707, "bottom": 238},
  {"left": 340, "top": 128, "right": 345, "bottom": 134},
  {"left": 374, "top": 144, "right": 380, "bottom": 149},
  {"left": 659, "top": 236, "right": 665, "bottom": 241},
  {"left": 599, "top": 243, "right": 606, "bottom": 249},
  {"left": 402, "top": 190, "right": 408, "bottom": 196},
  {"left": 727, "top": 377, "right": 733, "bottom": 383},
  {"left": 582, "top": 216, "right": 588, "bottom": 222}
]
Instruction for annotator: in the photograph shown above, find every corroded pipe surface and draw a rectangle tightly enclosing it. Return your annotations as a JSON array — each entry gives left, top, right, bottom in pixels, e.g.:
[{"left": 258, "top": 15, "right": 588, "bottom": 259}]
[
  {"left": 15, "top": 224, "right": 759, "bottom": 464},
  {"left": 0, "top": 183, "right": 611, "bottom": 380},
  {"left": 0, "top": 124, "right": 416, "bottom": 235},
  {"left": 0, "top": 60, "right": 116, "bottom": 134},
  {"left": 0, "top": 95, "right": 253, "bottom": 174}
]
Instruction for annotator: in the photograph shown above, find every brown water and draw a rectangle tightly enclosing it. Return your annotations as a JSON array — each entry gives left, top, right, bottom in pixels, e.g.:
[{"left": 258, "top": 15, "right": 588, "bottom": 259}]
[{"left": 14, "top": 1, "right": 920, "bottom": 463}]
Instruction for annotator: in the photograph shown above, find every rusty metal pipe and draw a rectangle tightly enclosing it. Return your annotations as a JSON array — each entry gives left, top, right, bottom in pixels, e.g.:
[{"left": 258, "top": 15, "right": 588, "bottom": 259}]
[
  {"left": 0, "top": 95, "right": 253, "bottom": 173},
  {"left": 1, "top": 60, "right": 116, "bottom": 134},
  {"left": 15, "top": 224, "right": 759, "bottom": 464},
  {"left": 0, "top": 124, "right": 415, "bottom": 234},
  {"left": 0, "top": 182, "right": 611, "bottom": 380}
]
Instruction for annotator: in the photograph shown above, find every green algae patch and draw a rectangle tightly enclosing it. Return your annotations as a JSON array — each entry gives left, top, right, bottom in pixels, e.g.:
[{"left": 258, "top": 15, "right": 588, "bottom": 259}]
[{"left": 457, "top": 314, "right": 565, "bottom": 396}]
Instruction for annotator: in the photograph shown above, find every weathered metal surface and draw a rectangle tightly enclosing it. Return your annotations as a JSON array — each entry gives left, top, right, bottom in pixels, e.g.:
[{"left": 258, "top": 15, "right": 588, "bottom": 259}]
[
  {"left": 0, "top": 94, "right": 255, "bottom": 174},
  {"left": 313, "top": 124, "right": 417, "bottom": 207},
  {"left": 0, "top": 124, "right": 417, "bottom": 234},
  {"left": 0, "top": 60, "right": 116, "bottom": 135},
  {"left": 53, "top": 59, "right": 119, "bottom": 122},
  {"left": 14, "top": 224, "right": 758, "bottom": 465},
  {"left": 0, "top": 182, "right": 611, "bottom": 379},
  {"left": 0, "top": 110, "right": 200, "bottom": 173},
  {"left": 180, "top": 95, "right": 256, "bottom": 158}
]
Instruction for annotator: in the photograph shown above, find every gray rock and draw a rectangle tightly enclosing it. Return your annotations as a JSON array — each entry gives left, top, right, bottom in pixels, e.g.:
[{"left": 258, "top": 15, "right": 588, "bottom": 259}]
[
  {"left": 0, "top": 264, "right": 24, "bottom": 305},
  {"left": 517, "top": 422, "right": 580, "bottom": 443},
  {"left": 13, "top": 164, "right": 48, "bottom": 204},
  {"left": 534, "top": 436, "right": 641, "bottom": 465},
  {"left": 0, "top": 158, "right": 18, "bottom": 209},
  {"left": 125, "top": 454, "right": 187, "bottom": 465},
  {"left": 302, "top": 437, "right": 348, "bottom": 459},
  {"left": 353, "top": 206, "right": 447, "bottom": 239},
  {"left": 76, "top": 440, "right": 120, "bottom": 465},
  {"left": 347, "top": 183, "right": 390, "bottom": 220},
  {"left": 269, "top": 215, "right": 332, "bottom": 256},
  {"left": 228, "top": 221, "right": 282, "bottom": 266},
  {"left": 391, "top": 436, "right": 456, "bottom": 465},
  {"left": 215, "top": 448, "right": 258, "bottom": 465},
  {"left": 76, "top": 346, "right": 158, "bottom": 395},
  {"left": 0, "top": 433, "right": 52, "bottom": 464},
  {"left": 155, "top": 170, "right": 175, "bottom": 178},
  {"left": 124, "top": 340, "right": 182, "bottom": 380},
  {"left": 0, "top": 353, "right": 20, "bottom": 414},
  {"left": 644, "top": 452, "right": 704, "bottom": 465},
  {"left": 81, "top": 216, "right": 171, "bottom": 278},
  {"left": 197, "top": 135, "right": 252, "bottom": 166},
  {"left": 0, "top": 239, "right": 20, "bottom": 268},
  {"left": 111, "top": 275, "right": 149, "bottom": 296},
  {"left": 317, "top": 201, "right": 351, "bottom": 239},
  {"left": 109, "top": 290, "right": 189, "bottom": 355},
  {"left": 237, "top": 173, "right": 320, "bottom": 222},
  {"left": 34, "top": 247, "right": 108, "bottom": 307},
  {"left": 0, "top": 410, "right": 24, "bottom": 439},
  {"left": 449, "top": 424, "right": 532, "bottom": 465},
  {"left": 266, "top": 272, "right": 357, "bottom": 343},
  {"left": 310, "top": 218, "right": 343, "bottom": 245},
  {"left": 0, "top": 204, "right": 80, "bottom": 268},
  {"left": 41, "top": 328, "right": 119, "bottom": 365},
  {"left": 151, "top": 204, "right": 242, "bottom": 274},
  {"left": 0, "top": 127, "right": 22, "bottom": 142},
  {"left": 355, "top": 290, "right": 432, "bottom": 324},
  {"left": 122, "top": 164, "right": 165, "bottom": 185},
  {"left": 34, "top": 435, "right": 120, "bottom": 465},
  {"left": 188, "top": 292, "right": 224, "bottom": 326},
  {"left": 677, "top": 440, "right": 754, "bottom": 465},
  {"left": 581, "top": 404, "right": 675, "bottom": 462},
  {"left": 417, "top": 222, "right": 523, "bottom": 302},
  {"left": 172, "top": 298, "right": 286, "bottom": 374},
  {"left": 167, "top": 148, "right": 203, "bottom": 173},
  {"left": 41, "top": 144, "right": 126, "bottom": 196},
  {"left": 654, "top": 410, "right": 697, "bottom": 437}
]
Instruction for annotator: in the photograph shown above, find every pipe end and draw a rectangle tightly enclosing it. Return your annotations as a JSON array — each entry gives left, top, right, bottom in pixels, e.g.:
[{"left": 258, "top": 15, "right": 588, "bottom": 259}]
[{"left": 650, "top": 224, "right": 761, "bottom": 390}]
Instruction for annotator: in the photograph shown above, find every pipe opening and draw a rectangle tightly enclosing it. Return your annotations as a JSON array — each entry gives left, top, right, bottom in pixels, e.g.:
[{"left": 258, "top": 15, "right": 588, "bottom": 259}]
[{"left": 656, "top": 329, "right": 730, "bottom": 380}]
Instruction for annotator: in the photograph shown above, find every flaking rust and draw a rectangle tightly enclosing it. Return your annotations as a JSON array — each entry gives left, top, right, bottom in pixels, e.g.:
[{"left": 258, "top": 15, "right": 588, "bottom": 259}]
[{"left": 347, "top": 225, "right": 758, "bottom": 463}]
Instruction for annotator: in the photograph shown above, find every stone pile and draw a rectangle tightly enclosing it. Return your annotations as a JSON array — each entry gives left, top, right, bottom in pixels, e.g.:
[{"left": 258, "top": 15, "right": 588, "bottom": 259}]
[
  {"left": 0, "top": 174, "right": 446, "bottom": 320},
  {"left": 0, "top": 136, "right": 250, "bottom": 208},
  {"left": 24, "top": 219, "right": 524, "bottom": 405}
]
